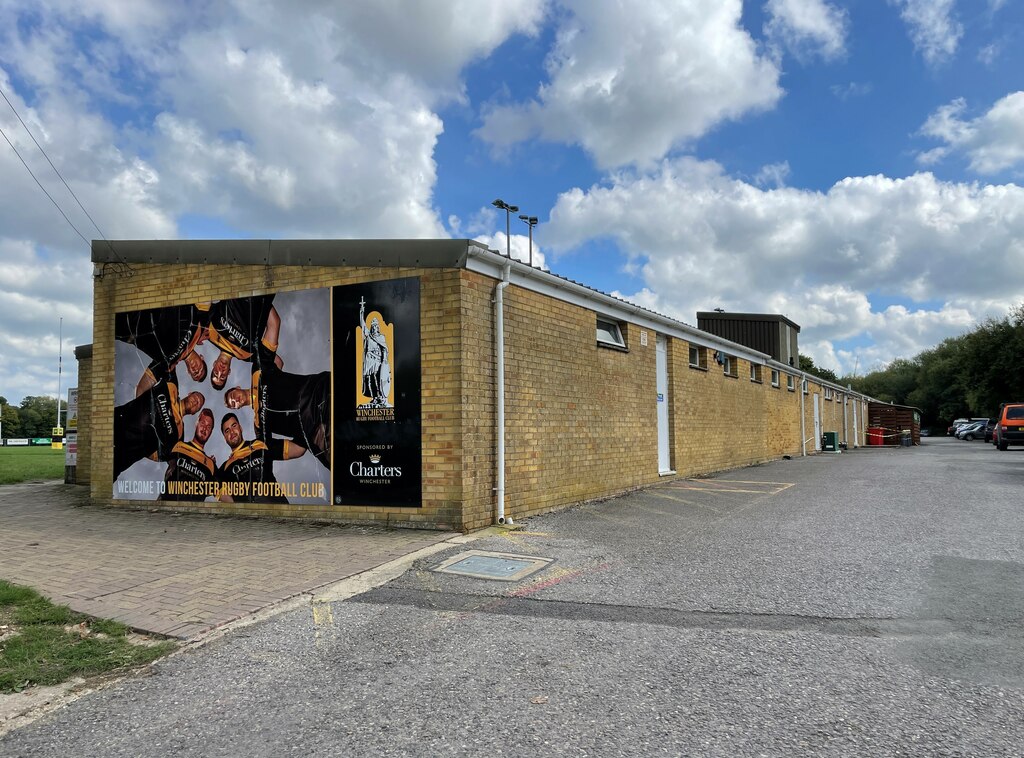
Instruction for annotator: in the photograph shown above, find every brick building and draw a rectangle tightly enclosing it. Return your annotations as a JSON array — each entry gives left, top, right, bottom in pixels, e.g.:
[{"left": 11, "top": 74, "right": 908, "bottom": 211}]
[{"left": 79, "top": 239, "right": 870, "bottom": 531}]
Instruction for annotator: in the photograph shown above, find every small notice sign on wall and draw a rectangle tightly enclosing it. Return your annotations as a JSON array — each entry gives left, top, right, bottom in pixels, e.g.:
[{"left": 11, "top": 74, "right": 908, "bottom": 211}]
[{"left": 640, "top": 330, "right": 648, "bottom": 347}]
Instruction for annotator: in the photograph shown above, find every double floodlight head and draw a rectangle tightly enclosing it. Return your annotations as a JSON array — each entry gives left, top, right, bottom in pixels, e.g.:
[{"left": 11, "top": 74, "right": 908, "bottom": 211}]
[
  {"left": 518, "top": 214, "right": 538, "bottom": 225},
  {"left": 492, "top": 198, "right": 518, "bottom": 213}
]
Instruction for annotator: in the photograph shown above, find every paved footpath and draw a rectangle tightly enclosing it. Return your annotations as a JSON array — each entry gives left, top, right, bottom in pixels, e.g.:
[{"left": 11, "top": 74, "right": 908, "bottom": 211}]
[{"left": 0, "top": 482, "right": 456, "bottom": 639}]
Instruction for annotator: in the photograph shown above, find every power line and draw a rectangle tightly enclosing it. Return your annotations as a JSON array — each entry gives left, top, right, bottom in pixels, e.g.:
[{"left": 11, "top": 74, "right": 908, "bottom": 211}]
[
  {"left": 0, "top": 83, "right": 132, "bottom": 278},
  {"left": 0, "top": 122, "right": 92, "bottom": 247}
]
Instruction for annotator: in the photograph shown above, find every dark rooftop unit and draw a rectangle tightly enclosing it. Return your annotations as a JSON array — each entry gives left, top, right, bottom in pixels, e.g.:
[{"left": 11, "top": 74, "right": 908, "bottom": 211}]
[{"left": 696, "top": 312, "right": 801, "bottom": 367}]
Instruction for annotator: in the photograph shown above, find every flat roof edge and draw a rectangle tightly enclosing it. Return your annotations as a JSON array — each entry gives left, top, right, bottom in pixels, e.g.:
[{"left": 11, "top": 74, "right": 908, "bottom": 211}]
[
  {"left": 697, "top": 311, "right": 802, "bottom": 332},
  {"left": 91, "top": 239, "right": 485, "bottom": 268}
]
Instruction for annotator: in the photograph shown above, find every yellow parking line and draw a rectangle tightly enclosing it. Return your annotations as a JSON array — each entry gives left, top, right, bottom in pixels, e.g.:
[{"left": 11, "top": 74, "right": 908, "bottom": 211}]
[
  {"left": 709, "top": 480, "right": 794, "bottom": 486},
  {"left": 648, "top": 489, "right": 722, "bottom": 513},
  {"left": 673, "top": 485, "right": 770, "bottom": 494}
]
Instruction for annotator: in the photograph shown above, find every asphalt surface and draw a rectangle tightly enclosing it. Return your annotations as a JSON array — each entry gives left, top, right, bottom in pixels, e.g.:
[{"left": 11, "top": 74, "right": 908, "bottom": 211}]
[{"left": 3, "top": 437, "right": 1023, "bottom": 756}]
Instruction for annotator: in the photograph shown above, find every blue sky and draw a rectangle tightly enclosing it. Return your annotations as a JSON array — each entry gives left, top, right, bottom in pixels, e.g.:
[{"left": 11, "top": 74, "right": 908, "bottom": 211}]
[{"left": 1, "top": 0, "right": 1023, "bottom": 406}]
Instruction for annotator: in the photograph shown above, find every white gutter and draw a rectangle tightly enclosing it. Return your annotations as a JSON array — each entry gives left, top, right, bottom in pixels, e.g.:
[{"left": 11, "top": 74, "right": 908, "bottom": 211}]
[
  {"left": 467, "top": 245, "right": 880, "bottom": 460},
  {"left": 494, "top": 262, "right": 511, "bottom": 525},
  {"left": 465, "top": 248, "right": 768, "bottom": 364},
  {"left": 467, "top": 245, "right": 879, "bottom": 406}
]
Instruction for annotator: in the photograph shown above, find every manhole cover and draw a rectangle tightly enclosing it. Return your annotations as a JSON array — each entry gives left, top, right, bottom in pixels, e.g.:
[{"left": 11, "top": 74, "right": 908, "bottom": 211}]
[{"left": 433, "top": 550, "right": 553, "bottom": 582}]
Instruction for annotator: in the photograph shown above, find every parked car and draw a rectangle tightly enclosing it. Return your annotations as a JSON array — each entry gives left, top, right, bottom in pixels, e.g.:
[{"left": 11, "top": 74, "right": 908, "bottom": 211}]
[
  {"left": 996, "top": 403, "right": 1024, "bottom": 450},
  {"left": 984, "top": 418, "right": 997, "bottom": 443},
  {"left": 957, "top": 421, "right": 986, "bottom": 440},
  {"left": 948, "top": 418, "right": 970, "bottom": 435},
  {"left": 920, "top": 428, "right": 931, "bottom": 437}
]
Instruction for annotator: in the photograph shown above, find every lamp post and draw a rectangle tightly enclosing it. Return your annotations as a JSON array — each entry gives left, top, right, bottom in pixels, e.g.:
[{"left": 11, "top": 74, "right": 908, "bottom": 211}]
[
  {"left": 491, "top": 199, "right": 518, "bottom": 259},
  {"left": 518, "top": 214, "right": 538, "bottom": 267}
]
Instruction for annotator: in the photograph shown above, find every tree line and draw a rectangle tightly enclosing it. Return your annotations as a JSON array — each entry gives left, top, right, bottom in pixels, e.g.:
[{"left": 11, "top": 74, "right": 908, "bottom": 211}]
[
  {"left": 837, "top": 305, "right": 1024, "bottom": 430},
  {"left": 0, "top": 396, "right": 67, "bottom": 439}
]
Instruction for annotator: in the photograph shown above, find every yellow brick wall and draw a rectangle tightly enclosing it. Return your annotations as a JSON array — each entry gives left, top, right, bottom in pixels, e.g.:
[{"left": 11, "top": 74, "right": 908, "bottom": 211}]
[
  {"left": 92, "top": 263, "right": 466, "bottom": 529},
  {"left": 476, "top": 282, "right": 661, "bottom": 526},
  {"left": 765, "top": 369, "right": 802, "bottom": 459},
  {"left": 671, "top": 349, "right": 801, "bottom": 476},
  {"left": 90, "top": 260, "right": 862, "bottom": 530}
]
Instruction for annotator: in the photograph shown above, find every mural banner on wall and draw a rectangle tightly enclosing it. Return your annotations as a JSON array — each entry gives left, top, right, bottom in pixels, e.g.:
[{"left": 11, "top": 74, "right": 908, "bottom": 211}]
[
  {"left": 332, "top": 277, "right": 422, "bottom": 507},
  {"left": 113, "top": 289, "right": 332, "bottom": 505}
]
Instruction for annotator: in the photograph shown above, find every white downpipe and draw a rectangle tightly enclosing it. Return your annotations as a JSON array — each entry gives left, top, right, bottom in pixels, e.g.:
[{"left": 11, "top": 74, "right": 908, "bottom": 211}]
[
  {"left": 800, "top": 374, "right": 807, "bottom": 457},
  {"left": 494, "top": 263, "right": 511, "bottom": 525}
]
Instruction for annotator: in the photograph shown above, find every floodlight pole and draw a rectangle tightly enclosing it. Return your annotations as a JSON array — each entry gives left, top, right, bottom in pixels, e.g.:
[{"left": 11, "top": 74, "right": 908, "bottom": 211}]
[
  {"left": 56, "top": 317, "right": 62, "bottom": 431},
  {"left": 519, "top": 215, "right": 538, "bottom": 267},
  {"left": 492, "top": 199, "right": 519, "bottom": 259}
]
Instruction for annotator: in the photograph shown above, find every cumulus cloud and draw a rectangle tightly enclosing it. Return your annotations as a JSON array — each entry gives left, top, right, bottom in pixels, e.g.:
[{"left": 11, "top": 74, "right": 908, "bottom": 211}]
[
  {"left": 476, "top": 0, "right": 782, "bottom": 168},
  {"left": 0, "top": 65, "right": 175, "bottom": 403},
  {"left": 545, "top": 158, "right": 1024, "bottom": 373},
  {"left": 889, "top": 0, "right": 963, "bottom": 66},
  {"left": 764, "top": 0, "right": 848, "bottom": 61},
  {"left": 919, "top": 92, "right": 1024, "bottom": 174},
  {"left": 0, "top": 0, "right": 543, "bottom": 402}
]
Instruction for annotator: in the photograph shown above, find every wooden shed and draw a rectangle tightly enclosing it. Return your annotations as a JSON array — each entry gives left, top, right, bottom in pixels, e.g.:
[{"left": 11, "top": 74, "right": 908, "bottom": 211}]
[{"left": 867, "top": 402, "right": 922, "bottom": 446}]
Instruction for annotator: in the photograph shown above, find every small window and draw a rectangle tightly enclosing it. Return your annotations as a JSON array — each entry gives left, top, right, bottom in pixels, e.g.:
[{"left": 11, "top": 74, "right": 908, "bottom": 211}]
[
  {"left": 750, "top": 364, "right": 762, "bottom": 383},
  {"left": 688, "top": 345, "right": 708, "bottom": 370},
  {"left": 771, "top": 369, "right": 780, "bottom": 387},
  {"left": 802, "top": 378, "right": 809, "bottom": 394},
  {"left": 721, "top": 354, "right": 737, "bottom": 378},
  {"left": 596, "top": 317, "right": 626, "bottom": 348},
  {"left": 824, "top": 387, "right": 832, "bottom": 400},
  {"left": 787, "top": 375, "right": 795, "bottom": 391}
]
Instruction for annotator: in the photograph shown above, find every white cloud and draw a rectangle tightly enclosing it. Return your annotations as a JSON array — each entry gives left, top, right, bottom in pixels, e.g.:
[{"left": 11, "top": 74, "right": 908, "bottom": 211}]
[
  {"left": 889, "top": 0, "right": 963, "bottom": 66},
  {"left": 471, "top": 232, "right": 549, "bottom": 271},
  {"left": 0, "top": 0, "right": 543, "bottom": 402},
  {"left": 466, "top": 208, "right": 549, "bottom": 269},
  {"left": 754, "top": 161, "right": 791, "bottom": 188},
  {"left": 764, "top": 0, "right": 848, "bottom": 61},
  {"left": 545, "top": 158, "right": 1024, "bottom": 373},
  {"left": 830, "top": 82, "right": 872, "bottom": 101},
  {"left": 919, "top": 92, "right": 1024, "bottom": 174},
  {"left": 476, "top": 0, "right": 782, "bottom": 168},
  {"left": 978, "top": 42, "right": 1001, "bottom": 66}
]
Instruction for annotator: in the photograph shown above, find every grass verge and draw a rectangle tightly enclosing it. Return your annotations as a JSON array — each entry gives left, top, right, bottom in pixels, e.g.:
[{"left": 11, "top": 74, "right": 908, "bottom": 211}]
[
  {"left": 0, "top": 447, "right": 65, "bottom": 485},
  {"left": 0, "top": 580, "right": 177, "bottom": 693}
]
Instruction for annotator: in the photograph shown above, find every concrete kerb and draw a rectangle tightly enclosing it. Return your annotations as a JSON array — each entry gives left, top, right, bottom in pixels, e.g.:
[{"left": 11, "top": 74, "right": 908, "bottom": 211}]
[{"left": 0, "top": 528, "right": 493, "bottom": 736}]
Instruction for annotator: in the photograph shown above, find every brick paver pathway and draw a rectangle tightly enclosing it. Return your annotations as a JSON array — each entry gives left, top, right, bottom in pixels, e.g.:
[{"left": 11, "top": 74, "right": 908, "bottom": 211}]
[{"left": 0, "top": 482, "right": 457, "bottom": 639}]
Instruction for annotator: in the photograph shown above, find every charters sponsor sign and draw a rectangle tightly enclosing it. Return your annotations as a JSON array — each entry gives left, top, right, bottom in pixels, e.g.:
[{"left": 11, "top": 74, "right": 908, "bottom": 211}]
[
  {"left": 333, "top": 277, "right": 422, "bottom": 507},
  {"left": 113, "top": 289, "right": 332, "bottom": 505}
]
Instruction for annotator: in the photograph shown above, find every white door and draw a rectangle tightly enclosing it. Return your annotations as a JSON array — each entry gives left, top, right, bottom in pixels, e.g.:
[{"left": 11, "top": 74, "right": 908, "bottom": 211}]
[
  {"left": 813, "top": 393, "right": 821, "bottom": 451},
  {"left": 656, "top": 335, "right": 672, "bottom": 473},
  {"left": 852, "top": 401, "right": 859, "bottom": 447}
]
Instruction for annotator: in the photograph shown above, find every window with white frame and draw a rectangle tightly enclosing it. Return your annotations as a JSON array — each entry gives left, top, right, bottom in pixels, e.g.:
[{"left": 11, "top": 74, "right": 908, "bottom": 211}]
[
  {"left": 802, "top": 378, "right": 809, "bottom": 394},
  {"left": 750, "top": 364, "right": 762, "bottom": 383},
  {"left": 688, "top": 345, "right": 708, "bottom": 370},
  {"left": 771, "top": 369, "right": 780, "bottom": 387},
  {"left": 721, "top": 353, "right": 737, "bottom": 377},
  {"left": 787, "top": 375, "right": 795, "bottom": 391},
  {"left": 596, "top": 317, "right": 626, "bottom": 349},
  {"left": 825, "top": 387, "right": 833, "bottom": 400}
]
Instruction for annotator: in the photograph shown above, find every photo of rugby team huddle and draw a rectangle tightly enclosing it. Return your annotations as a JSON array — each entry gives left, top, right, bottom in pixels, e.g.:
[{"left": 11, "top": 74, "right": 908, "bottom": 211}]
[{"left": 113, "top": 289, "right": 331, "bottom": 505}]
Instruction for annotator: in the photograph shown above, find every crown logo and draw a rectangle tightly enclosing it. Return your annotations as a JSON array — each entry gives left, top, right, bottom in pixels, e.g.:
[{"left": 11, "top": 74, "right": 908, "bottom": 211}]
[{"left": 369, "top": 454, "right": 381, "bottom": 464}]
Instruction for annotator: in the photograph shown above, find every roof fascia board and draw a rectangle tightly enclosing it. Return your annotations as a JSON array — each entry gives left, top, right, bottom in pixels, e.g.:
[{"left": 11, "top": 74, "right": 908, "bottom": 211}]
[
  {"left": 92, "top": 239, "right": 474, "bottom": 268},
  {"left": 764, "top": 358, "right": 873, "bottom": 402},
  {"left": 466, "top": 250, "right": 769, "bottom": 365}
]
